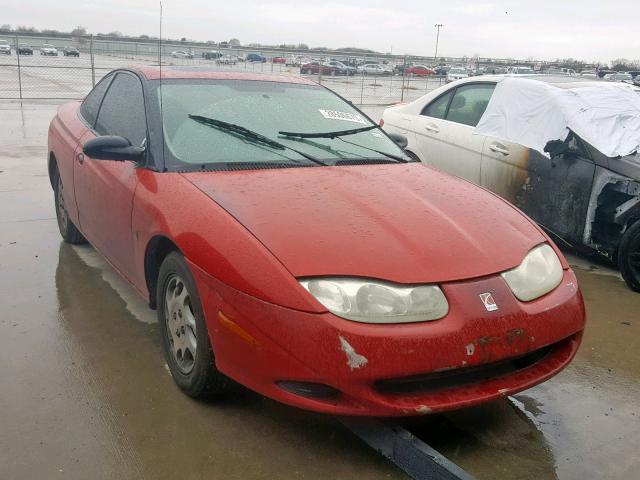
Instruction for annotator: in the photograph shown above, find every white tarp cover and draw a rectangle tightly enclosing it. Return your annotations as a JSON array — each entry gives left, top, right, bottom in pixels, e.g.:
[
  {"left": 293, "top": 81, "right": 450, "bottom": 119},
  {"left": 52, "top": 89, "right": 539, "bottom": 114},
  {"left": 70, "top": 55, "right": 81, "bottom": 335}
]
[{"left": 475, "top": 77, "right": 640, "bottom": 158}]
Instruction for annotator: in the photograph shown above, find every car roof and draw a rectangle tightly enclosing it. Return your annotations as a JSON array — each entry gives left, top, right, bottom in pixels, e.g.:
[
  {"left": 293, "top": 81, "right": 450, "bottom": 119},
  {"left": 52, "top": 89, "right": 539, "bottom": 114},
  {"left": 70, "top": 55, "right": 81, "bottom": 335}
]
[
  {"left": 456, "top": 74, "right": 608, "bottom": 89},
  {"left": 133, "top": 66, "right": 317, "bottom": 85}
]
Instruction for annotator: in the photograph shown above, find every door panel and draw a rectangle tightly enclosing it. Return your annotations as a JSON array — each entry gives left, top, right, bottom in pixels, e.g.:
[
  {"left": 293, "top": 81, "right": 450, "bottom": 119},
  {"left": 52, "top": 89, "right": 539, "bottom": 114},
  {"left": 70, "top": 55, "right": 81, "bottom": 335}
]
[
  {"left": 413, "top": 117, "right": 483, "bottom": 184},
  {"left": 412, "top": 83, "right": 496, "bottom": 185},
  {"left": 74, "top": 141, "right": 139, "bottom": 277},
  {"left": 521, "top": 149, "right": 595, "bottom": 244},
  {"left": 73, "top": 72, "right": 147, "bottom": 281},
  {"left": 481, "top": 137, "right": 530, "bottom": 204}
]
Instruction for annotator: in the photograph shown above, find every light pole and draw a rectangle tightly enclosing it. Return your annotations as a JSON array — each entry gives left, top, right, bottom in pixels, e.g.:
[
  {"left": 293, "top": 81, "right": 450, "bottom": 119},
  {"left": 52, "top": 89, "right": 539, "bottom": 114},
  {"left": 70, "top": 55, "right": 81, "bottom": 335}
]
[{"left": 434, "top": 24, "right": 443, "bottom": 63}]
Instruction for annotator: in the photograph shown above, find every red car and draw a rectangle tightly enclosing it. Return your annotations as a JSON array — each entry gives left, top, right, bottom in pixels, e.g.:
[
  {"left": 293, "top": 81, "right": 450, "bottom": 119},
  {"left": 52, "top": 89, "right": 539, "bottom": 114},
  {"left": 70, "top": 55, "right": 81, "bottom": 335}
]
[
  {"left": 300, "top": 62, "right": 338, "bottom": 76},
  {"left": 405, "top": 65, "right": 435, "bottom": 76},
  {"left": 272, "top": 57, "right": 286, "bottom": 64},
  {"left": 48, "top": 67, "right": 585, "bottom": 416}
]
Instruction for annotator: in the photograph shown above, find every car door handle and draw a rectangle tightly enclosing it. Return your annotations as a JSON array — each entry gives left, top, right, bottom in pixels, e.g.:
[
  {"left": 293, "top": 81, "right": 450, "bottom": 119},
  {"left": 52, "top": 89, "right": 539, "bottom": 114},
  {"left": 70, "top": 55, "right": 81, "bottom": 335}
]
[
  {"left": 489, "top": 143, "right": 509, "bottom": 155},
  {"left": 77, "top": 153, "right": 84, "bottom": 164},
  {"left": 424, "top": 124, "right": 440, "bottom": 133}
]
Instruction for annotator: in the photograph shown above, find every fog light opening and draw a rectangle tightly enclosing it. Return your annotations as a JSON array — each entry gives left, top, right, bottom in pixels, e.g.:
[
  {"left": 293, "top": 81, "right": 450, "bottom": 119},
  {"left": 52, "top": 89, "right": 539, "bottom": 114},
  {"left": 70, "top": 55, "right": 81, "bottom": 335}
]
[{"left": 276, "top": 381, "right": 341, "bottom": 400}]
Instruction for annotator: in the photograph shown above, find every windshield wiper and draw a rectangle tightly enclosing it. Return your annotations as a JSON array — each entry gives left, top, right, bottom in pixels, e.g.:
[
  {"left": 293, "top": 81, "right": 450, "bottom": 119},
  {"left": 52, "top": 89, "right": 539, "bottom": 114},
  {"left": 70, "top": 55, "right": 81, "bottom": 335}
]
[
  {"left": 188, "top": 115, "right": 327, "bottom": 166},
  {"left": 336, "top": 137, "right": 409, "bottom": 163},
  {"left": 278, "top": 124, "right": 408, "bottom": 163},
  {"left": 278, "top": 124, "right": 378, "bottom": 139}
]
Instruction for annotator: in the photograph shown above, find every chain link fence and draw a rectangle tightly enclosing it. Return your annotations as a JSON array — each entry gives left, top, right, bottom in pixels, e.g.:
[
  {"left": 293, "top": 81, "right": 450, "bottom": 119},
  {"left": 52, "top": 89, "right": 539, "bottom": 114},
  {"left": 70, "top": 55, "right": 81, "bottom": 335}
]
[{"left": 0, "top": 33, "right": 453, "bottom": 105}]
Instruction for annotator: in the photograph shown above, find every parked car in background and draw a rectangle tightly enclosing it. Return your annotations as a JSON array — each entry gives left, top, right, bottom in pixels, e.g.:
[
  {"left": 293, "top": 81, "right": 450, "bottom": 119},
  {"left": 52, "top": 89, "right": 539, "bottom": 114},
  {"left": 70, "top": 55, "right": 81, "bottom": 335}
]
[
  {"left": 300, "top": 62, "right": 338, "bottom": 76},
  {"left": 40, "top": 44, "right": 58, "bottom": 56},
  {"left": 405, "top": 65, "right": 435, "bottom": 76},
  {"left": 202, "top": 51, "right": 223, "bottom": 60},
  {"left": 285, "top": 56, "right": 301, "bottom": 67},
  {"left": 326, "top": 60, "right": 356, "bottom": 75},
  {"left": 271, "top": 57, "right": 286, "bottom": 64},
  {"left": 63, "top": 47, "right": 80, "bottom": 57},
  {"left": 216, "top": 54, "right": 238, "bottom": 65},
  {"left": 597, "top": 69, "right": 616, "bottom": 78},
  {"left": 17, "top": 44, "right": 33, "bottom": 55},
  {"left": 48, "top": 66, "right": 586, "bottom": 416},
  {"left": 579, "top": 70, "right": 598, "bottom": 78},
  {"left": 627, "top": 71, "right": 640, "bottom": 79},
  {"left": 446, "top": 67, "right": 468, "bottom": 82},
  {"left": 507, "top": 66, "right": 535, "bottom": 75},
  {"left": 382, "top": 75, "right": 640, "bottom": 291},
  {"left": 246, "top": 53, "right": 266, "bottom": 63},
  {"left": 0, "top": 40, "right": 11, "bottom": 55},
  {"left": 604, "top": 72, "right": 633, "bottom": 82},
  {"left": 172, "top": 51, "right": 193, "bottom": 59},
  {"left": 358, "top": 63, "right": 392, "bottom": 75}
]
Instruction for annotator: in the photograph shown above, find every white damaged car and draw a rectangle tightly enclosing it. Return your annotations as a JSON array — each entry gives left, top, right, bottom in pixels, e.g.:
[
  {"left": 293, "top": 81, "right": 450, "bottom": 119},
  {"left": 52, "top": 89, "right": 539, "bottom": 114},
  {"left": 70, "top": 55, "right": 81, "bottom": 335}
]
[{"left": 382, "top": 75, "right": 640, "bottom": 291}]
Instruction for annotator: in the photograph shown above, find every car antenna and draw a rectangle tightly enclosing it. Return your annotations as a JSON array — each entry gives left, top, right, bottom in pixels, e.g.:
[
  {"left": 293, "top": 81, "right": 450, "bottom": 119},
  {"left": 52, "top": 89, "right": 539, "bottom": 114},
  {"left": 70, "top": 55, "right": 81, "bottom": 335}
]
[{"left": 158, "top": 1, "right": 167, "bottom": 171}]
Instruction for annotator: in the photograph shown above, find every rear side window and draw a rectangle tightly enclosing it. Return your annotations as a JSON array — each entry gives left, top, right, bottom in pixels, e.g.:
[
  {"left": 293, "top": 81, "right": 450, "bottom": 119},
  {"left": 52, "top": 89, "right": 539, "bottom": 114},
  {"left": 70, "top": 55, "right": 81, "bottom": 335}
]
[
  {"left": 95, "top": 73, "right": 147, "bottom": 146},
  {"left": 421, "top": 91, "right": 453, "bottom": 119},
  {"left": 445, "top": 84, "right": 495, "bottom": 127},
  {"left": 79, "top": 74, "right": 112, "bottom": 126}
]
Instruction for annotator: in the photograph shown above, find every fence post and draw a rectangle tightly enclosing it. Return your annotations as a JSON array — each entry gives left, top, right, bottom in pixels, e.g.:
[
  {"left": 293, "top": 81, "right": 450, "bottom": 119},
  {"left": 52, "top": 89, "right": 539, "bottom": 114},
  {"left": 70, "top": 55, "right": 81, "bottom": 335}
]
[
  {"left": 400, "top": 56, "right": 406, "bottom": 103},
  {"left": 90, "top": 35, "right": 95, "bottom": 87},
  {"left": 15, "top": 33, "right": 22, "bottom": 100}
]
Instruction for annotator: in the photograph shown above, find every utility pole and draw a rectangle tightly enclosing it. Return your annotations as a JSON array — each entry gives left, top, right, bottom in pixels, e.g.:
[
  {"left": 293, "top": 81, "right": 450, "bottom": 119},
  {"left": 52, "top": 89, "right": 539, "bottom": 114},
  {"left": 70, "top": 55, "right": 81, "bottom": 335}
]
[{"left": 434, "top": 24, "right": 443, "bottom": 64}]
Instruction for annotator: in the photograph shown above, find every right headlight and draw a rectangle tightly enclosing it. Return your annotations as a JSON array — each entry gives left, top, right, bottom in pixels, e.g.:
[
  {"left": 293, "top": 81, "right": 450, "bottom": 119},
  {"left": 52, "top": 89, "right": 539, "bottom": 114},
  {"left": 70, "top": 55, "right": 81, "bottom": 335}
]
[
  {"left": 299, "top": 278, "right": 449, "bottom": 324},
  {"left": 501, "top": 244, "right": 563, "bottom": 302}
]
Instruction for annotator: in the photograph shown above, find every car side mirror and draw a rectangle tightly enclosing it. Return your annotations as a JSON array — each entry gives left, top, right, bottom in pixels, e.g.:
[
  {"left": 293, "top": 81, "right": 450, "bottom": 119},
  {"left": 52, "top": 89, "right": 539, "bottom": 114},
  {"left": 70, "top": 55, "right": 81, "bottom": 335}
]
[
  {"left": 83, "top": 135, "right": 144, "bottom": 162},
  {"left": 544, "top": 139, "right": 569, "bottom": 158},
  {"left": 388, "top": 133, "right": 408, "bottom": 149}
]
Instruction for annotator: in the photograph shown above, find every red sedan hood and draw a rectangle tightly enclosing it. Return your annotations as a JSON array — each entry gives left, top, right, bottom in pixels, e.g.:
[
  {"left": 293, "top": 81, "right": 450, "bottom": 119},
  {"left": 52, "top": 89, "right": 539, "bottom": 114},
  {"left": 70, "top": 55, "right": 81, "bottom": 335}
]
[{"left": 183, "top": 164, "right": 545, "bottom": 283}]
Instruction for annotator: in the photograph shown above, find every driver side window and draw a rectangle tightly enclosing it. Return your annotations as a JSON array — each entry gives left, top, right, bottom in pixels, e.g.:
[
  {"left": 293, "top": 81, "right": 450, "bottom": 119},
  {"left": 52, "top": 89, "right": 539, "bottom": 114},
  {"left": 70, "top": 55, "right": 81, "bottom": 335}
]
[{"left": 95, "top": 73, "right": 147, "bottom": 147}]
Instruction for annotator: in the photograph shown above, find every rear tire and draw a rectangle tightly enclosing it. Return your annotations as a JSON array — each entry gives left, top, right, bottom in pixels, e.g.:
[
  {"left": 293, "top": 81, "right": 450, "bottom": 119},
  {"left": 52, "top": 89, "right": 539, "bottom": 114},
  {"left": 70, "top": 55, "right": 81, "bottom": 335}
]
[
  {"left": 157, "top": 252, "right": 230, "bottom": 399},
  {"left": 618, "top": 220, "right": 640, "bottom": 292},
  {"left": 54, "top": 173, "right": 86, "bottom": 245}
]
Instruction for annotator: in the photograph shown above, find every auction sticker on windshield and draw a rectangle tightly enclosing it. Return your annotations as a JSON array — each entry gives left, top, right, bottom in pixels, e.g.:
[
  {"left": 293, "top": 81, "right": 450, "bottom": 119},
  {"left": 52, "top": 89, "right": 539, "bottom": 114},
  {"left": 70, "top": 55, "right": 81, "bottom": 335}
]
[{"left": 319, "top": 109, "right": 367, "bottom": 125}]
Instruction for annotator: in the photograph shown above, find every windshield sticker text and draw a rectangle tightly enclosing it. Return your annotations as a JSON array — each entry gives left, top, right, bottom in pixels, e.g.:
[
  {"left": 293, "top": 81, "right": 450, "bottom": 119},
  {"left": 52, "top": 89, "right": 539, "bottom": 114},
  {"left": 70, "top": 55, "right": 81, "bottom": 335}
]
[{"left": 319, "top": 109, "right": 367, "bottom": 125}]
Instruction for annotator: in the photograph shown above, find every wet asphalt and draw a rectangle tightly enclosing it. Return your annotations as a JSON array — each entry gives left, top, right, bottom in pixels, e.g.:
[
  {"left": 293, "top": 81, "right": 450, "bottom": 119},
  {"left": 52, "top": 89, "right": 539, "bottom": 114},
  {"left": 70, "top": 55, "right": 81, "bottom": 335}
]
[{"left": 1, "top": 101, "right": 639, "bottom": 480}]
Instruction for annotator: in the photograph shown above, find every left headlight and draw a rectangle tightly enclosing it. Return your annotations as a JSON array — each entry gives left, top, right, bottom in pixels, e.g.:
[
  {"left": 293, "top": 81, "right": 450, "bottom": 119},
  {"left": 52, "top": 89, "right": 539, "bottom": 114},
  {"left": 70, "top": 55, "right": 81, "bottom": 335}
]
[
  {"left": 501, "top": 244, "right": 563, "bottom": 302},
  {"left": 299, "top": 278, "right": 449, "bottom": 324}
]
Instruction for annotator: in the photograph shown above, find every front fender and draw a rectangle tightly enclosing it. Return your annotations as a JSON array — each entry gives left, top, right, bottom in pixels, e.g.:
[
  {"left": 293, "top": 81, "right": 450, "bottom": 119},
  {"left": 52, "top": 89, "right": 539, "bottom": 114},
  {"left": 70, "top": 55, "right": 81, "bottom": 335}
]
[{"left": 131, "top": 169, "right": 323, "bottom": 312}]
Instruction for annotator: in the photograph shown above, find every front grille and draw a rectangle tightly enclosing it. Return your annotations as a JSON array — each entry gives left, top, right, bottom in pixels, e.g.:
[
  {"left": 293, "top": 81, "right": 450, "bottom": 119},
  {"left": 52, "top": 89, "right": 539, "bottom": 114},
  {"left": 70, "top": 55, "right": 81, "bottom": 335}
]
[{"left": 374, "top": 344, "right": 554, "bottom": 395}]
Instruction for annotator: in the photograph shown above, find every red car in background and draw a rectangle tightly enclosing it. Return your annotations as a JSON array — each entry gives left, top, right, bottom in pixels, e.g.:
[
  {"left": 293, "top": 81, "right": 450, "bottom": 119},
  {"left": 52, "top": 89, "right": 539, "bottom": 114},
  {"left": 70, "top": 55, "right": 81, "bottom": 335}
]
[
  {"left": 405, "top": 65, "right": 435, "bottom": 76},
  {"left": 300, "top": 62, "right": 338, "bottom": 75},
  {"left": 272, "top": 57, "right": 286, "bottom": 64},
  {"left": 47, "top": 67, "right": 585, "bottom": 416}
]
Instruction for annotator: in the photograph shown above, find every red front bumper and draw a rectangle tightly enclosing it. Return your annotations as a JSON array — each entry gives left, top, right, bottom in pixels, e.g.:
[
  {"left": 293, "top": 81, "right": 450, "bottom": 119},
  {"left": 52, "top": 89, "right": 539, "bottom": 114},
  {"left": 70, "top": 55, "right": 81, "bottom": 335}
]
[{"left": 190, "top": 262, "right": 585, "bottom": 416}]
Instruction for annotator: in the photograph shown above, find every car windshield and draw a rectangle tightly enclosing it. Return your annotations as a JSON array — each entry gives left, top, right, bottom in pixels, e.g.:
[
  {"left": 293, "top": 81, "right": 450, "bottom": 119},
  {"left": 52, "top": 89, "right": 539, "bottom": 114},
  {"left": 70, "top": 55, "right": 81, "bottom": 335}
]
[{"left": 155, "top": 79, "right": 405, "bottom": 169}]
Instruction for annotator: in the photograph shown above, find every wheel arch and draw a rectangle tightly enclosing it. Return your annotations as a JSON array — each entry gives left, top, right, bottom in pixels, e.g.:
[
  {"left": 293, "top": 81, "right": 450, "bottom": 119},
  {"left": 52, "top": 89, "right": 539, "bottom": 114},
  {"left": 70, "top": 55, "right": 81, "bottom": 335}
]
[
  {"left": 145, "top": 235, "right": 181, "bottom": 309},
  {"left": 48, "top": 152, "right": 58, "bottom": 189}
]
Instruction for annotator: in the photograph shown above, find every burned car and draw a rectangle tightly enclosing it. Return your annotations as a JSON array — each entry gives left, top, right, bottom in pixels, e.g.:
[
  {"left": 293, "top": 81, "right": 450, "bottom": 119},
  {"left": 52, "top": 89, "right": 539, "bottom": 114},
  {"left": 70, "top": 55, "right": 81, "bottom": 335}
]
[{"left": 382, "top": 76, "right": 640, "bottom": 291}]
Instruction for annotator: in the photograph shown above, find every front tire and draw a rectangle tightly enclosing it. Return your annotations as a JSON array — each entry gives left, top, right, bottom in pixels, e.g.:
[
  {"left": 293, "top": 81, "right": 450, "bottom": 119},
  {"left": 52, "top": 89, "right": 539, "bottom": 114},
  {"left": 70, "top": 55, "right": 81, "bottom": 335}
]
[
  {"left": 157, "top": 252, "right": 229, "bottom": 398},
  {"left": 619, "top": 220, "right": 640, "bottom": 292},
  {"left": 54, "top": 173, "right": 86, "bottom": 244}
]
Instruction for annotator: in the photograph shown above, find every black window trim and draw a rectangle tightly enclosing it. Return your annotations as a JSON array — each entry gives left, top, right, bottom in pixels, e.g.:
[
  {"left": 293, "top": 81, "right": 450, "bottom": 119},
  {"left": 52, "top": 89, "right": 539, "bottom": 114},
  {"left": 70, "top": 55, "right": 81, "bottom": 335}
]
[
  {"left": 94, "top": 70, "right": 149, "bottom": 146},
  {"left": 421, "top": 81, "right": 497, "bottom": 126},
  {"left": 92, "top": 69, "right": 152, "bottom": 168},
  {"left": 77, "top": 72, "right": 114, "bottom": 129}
]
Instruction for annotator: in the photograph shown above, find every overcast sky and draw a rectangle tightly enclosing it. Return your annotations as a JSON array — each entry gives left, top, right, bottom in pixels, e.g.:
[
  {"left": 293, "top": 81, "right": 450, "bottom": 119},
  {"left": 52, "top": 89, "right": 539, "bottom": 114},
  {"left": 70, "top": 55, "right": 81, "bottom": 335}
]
[{"left": 2, "top": 0, "right": 639, "bottom": 62}]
